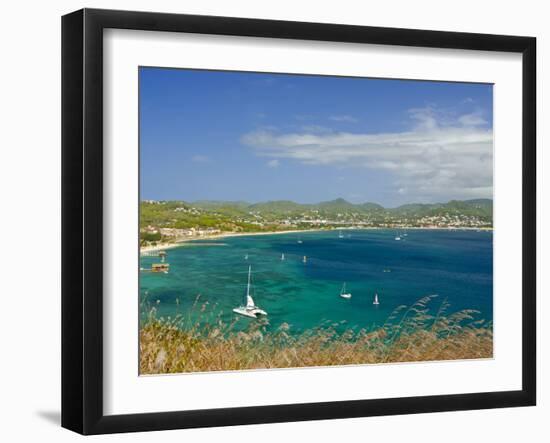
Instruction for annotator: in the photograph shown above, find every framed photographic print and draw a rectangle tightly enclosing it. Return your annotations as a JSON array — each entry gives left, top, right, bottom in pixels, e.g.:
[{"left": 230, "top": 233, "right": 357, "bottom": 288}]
[{"left": 61, "top": 8, "right": 536, "bottom": 435}]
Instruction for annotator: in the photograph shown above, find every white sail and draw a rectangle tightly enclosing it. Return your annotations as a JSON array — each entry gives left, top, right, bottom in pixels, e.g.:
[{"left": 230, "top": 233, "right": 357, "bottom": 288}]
[
  {"left": 245, "top": 265, "right": 253, "bottom": 306},
  {"left": 233, "top": 265, "right": 268, "bottom": 318},
  {"left": 373, "top": 293, "right": 380, "bottom": 305}
]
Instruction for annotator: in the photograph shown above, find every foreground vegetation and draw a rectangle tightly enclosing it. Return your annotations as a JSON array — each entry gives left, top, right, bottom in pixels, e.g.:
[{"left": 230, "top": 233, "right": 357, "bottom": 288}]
[{"left": 139, "top": 295, "right": 493, "bottom": 374}]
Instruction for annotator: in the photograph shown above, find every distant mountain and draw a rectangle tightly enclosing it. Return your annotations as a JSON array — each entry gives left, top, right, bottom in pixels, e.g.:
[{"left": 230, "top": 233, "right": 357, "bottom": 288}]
[
  {"left": 317, "top": 198, "right": 356, "bottom": 211},
  {"left": 192, "top": 200, "right": 251, "bottom": 210},
  {"left": 249, "top": 200, "right": 309, "bottom": 213},
  {"left": 143, "top": 198, "right": 493, "bottom": 220},
  {"left": 393, "top": 203, "right": 443, "bottom": 212},
  {"left": 141, "top": 197, "right": 493, "bottom": 232},
  {"left": 359, "top": 202, "right": 385, "bottom": 211},
  {"left": 390, "top": 199, "right": 492, "bottom": 218}
]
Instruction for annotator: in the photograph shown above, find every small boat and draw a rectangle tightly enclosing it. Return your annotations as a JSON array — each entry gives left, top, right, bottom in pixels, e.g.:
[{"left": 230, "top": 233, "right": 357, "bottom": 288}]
[
  {"left": 303, "top": 255, "right": 307, "bottom": 263},
  {"left": 281, "top": 253, "right": 285, "bottom": 261},
  {"left": 151, "top": 263, "right": 170, "bottom": 274},
  {"left": 373, "top": 293, "right": 380, "bottom": 305},
  {"left": 244, "top": 254, "right": 248, "bottom": 260},
  {"left": 340, "top": 282, "right": 352, "bottom": 299},
  {"left": 383, "top": 269, "right": 391, "bottom": 273},
  {"left": 338, "top": 230, "right": 344, "bottom": 239},
  {"left": 232, "top": 266, "right": 267, "bottom": 319},
  {"left": 297, "top": 238, "right": 303, "bottom": 244}
]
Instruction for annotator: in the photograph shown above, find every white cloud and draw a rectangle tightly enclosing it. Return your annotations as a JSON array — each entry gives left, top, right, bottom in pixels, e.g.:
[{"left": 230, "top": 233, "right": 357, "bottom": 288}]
[
  {"left": 408, "top": 107, "right": 439, "bottom": 130},
  {"left": 329, "top": 115, "right": 358, "bottom": 123},
  {"left": 458, "top": 110, "right": 488, "bottom": 127},
  {"left": 241, "top": 107, "right": 493, "bottom": 201},
  {"left": 191, "top": 155, "right": 210, "bottom": 163},
  {"left": 267, "top": 159, "right": 280, "bottom": 168}
]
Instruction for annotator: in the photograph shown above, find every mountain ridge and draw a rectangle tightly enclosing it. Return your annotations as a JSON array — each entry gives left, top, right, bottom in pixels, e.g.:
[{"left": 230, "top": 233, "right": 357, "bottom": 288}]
[{"left": 186, "top": 197, "right": 492, "bottom": 213}]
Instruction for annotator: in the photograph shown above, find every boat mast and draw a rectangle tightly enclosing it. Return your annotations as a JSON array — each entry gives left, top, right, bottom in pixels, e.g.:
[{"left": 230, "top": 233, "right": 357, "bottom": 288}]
[{"left": 246, "top": 265, "right": 252, "bottom": 301}]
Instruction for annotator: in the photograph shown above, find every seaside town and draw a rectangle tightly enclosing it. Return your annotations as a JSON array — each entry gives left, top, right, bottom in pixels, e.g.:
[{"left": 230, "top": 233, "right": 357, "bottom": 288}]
[{"left": 140, "top": 198, "right": 493, "bottom": 249}]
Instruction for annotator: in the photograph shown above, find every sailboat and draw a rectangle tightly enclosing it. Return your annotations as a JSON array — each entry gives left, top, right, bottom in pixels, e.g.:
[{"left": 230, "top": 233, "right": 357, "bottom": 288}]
[
  {"left": 340, "top": 283, "right": 352, "bottom": 299},
  {"left": 281, "top": 253, "right": 285, "bottom": 261},
  {"left": 395, "top": 231, "right": 401, "bottom": 241},
  {"left": 244, "top": 254, "right": 248, "bottom": 260},
  {"left": 232, "top": 266, "right": 267, "bottom": 319},
  {"left": 373, "top": 293, "right": 380, "bottom": 305},
  {"left": 303, "top": 255, "right": 307, "bottom": 263},
  {"left": 338, "top": 230, "right": 344, "bottom": 239}
]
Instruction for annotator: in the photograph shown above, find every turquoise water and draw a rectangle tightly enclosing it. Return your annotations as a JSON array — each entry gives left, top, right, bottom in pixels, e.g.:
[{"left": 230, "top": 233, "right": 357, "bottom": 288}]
[{"left": 139, "top": 229, "right": 493, "bottom": 333}]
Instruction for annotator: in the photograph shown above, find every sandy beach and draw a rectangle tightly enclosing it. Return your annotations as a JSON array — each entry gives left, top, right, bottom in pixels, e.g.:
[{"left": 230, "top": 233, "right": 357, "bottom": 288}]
[{"left": 139, "top": 228, "right": 329, "bottom": 254}]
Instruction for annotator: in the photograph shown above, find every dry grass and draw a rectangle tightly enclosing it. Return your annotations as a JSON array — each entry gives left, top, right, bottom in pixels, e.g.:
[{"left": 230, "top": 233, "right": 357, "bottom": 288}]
[{"left": 139, "top": 295, "right": 493, "bottom": 374}]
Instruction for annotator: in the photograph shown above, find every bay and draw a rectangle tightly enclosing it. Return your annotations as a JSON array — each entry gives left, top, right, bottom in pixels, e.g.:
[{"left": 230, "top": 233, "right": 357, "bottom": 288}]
[{"left": 139, "top": 229, "right": 493, "bottom": 334}]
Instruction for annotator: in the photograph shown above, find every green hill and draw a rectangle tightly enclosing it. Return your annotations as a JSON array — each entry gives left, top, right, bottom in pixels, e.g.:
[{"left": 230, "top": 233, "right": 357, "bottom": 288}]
[{"left": 140, "top": 197, "right": 493, "bottom": 236}]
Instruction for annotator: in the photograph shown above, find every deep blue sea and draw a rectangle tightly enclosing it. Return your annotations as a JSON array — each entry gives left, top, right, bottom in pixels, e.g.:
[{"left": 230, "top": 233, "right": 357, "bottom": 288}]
[{"left": 139, "top": 229, "right": 493, "bottom": 334}]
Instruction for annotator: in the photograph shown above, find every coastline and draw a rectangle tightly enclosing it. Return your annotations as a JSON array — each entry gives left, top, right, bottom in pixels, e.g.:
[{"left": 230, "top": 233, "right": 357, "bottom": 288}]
[
  {"left": 140, "top": 228, "right": 327, "bottom": 254},
  {"left": 140, "top": 226, "right": 492, "bottom": 254}
]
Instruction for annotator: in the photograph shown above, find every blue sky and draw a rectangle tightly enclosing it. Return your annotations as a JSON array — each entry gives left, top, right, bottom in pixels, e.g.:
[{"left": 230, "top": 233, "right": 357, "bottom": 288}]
[{"left": 140, "top": 67, "right": 493, "bottom": 207}]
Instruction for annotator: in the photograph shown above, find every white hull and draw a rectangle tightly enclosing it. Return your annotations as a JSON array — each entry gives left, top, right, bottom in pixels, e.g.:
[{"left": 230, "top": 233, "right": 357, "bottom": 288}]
[
  {"left": 233, "top": 307, "right": 257, "bottom": 318},
  {"left": 233, "top": 306, "right": 268, "bottom": 318},
  {"left": 340, "top": 282, "right": 351, "bottom": 299}
]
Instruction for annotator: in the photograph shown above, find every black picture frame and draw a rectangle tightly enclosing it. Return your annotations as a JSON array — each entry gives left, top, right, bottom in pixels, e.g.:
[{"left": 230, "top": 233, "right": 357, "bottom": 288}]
[{"left": 62, "top": 8, "right": 536, "bottom": 435}]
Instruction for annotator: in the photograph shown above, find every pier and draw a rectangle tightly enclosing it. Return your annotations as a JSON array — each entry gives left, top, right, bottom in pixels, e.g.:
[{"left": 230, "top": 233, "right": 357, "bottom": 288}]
[{"left": 141, "top": 250, "right": 167, "bottom": 258}]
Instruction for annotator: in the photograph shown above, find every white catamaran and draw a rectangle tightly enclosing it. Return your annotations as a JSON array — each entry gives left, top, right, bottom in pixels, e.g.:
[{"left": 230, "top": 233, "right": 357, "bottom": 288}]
[
  {"left": 340, "top": 282, "right": 352, "bottom": 299},
  {"left": 233, "top": 266, "right": 267, "bottom": 319}
]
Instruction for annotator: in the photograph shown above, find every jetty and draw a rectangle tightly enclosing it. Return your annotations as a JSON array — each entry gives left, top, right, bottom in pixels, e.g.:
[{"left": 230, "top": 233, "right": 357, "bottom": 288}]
[{"left": 141, "top": 250, "right": 167, "bottom": 258}]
